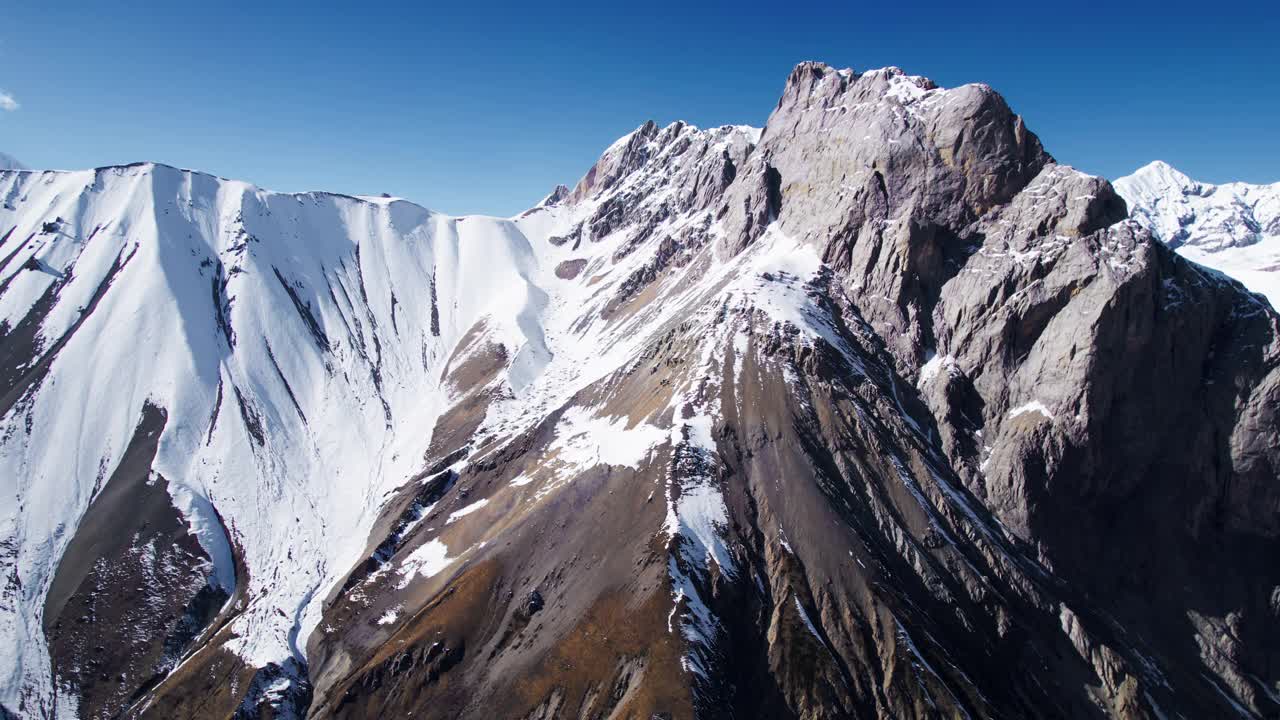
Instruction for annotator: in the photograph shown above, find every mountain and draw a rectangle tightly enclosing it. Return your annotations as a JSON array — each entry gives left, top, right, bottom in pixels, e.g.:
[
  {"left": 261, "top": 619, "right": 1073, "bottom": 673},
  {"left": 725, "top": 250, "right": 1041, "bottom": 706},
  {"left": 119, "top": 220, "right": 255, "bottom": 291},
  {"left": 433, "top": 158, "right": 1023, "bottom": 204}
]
[
  {"left": 1116, "top": 161, "right": 1280, "bottom": 306},
  {"left": 0, "top": 153, "right": 25, "bottom": 171},
  {"left": 0, "top": 63, "right": 1277, "bottom": 720}
]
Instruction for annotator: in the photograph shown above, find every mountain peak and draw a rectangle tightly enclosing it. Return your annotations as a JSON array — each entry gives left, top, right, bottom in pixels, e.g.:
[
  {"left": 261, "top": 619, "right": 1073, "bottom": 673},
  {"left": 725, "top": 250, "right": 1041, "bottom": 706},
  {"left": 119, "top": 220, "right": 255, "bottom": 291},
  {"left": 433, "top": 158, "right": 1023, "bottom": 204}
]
[
  {"left": 1117, "top": 161, "right": 1280, "bottom": 304},
  {"left": 778, "top": 62, "right": 946, "bottom": 113},
  {"left": 566, "top": 119, "right": 758, "bottom": 208},
  {"left": 537, "top": 183, "right": 571, "bottom": 207},
  {"left": 1127, "top": 159, "right": 1197, "bottom": 190}
]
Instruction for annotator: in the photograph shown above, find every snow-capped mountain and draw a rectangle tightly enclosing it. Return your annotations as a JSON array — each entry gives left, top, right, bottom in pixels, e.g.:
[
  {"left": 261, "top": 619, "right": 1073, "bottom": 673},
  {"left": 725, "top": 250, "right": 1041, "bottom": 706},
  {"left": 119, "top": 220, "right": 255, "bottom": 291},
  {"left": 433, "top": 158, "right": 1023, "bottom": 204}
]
[
  {"left": 1116, "top": 160, "right": 1280, "bottom": 305},
  {"left": 0, "top": 153, "right": 24, "bottom": 170},
  {"left": 1, "top": 64, "right": 1277, "bottom": 720}
]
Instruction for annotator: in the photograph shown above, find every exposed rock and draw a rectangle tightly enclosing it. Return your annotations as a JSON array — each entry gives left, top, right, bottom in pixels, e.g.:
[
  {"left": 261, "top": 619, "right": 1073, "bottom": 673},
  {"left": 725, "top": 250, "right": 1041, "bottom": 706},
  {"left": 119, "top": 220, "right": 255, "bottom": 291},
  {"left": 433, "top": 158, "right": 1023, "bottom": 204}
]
[
  {"left": 538, "top": 184, "right": 571, "bottom": 208},
  {"left": 525, "top": 589, "right": 544, "bottom": 615},
  {"left": 554, "top": 258, "right": 587, "bottom": 280},
  {"left": 42, "top": 403, "right": 229, "bottom": 720}
]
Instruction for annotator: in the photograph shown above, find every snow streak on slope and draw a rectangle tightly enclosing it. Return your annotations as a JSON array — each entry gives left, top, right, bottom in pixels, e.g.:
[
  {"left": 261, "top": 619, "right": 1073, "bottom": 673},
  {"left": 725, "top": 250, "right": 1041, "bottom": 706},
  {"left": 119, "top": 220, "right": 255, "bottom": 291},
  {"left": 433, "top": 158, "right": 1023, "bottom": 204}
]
[
  {"left": 0, "top": 163, "right": 552, "bottom": 710},
  {"left": 1116, "top": 161, "right": 1280, "bottom": 306}
]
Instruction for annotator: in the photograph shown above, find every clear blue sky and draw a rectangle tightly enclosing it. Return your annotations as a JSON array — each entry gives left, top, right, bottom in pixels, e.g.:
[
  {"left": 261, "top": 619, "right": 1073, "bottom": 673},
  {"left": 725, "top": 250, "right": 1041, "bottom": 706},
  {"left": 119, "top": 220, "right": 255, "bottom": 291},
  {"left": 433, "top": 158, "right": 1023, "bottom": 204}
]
[{"left": 1, "top": 1, "right": 1275, "bottom": 216}]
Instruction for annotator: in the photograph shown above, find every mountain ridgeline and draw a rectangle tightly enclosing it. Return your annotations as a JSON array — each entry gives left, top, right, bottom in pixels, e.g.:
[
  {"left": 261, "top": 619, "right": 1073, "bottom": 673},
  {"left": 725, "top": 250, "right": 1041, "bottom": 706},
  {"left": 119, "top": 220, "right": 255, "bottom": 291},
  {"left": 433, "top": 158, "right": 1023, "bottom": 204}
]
[{"left": 0, "top": 62, "right": 1277, "bottom": 719}]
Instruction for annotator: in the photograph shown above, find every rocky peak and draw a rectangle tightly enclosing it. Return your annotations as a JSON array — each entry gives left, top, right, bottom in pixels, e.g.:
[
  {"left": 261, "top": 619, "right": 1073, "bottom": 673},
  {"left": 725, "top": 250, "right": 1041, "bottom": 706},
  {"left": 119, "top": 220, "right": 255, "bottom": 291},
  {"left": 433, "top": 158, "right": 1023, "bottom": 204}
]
[
  {"left": 718, "top": 62, "right": 1074, "bottom": 369},
  {"left": 536, "top": 183, "right": 571, "bottom": 208},
  {"left": 729, "top": 62, "right": 1054, "bottom": 250},
  {"left": 568, "top": 119, "right": 661, "bottom": 203},
  {"left": 545, "top": 121, "right": 758, "bottom": 255},
  {"left": 775, "top": 62, "right": 946, "bottom": 115},
  {"left": 774, "top": 60, "right": 856, "bottom": 111},
  {"left": 566, "top": 120, "right": 761, "bottom": 209}
]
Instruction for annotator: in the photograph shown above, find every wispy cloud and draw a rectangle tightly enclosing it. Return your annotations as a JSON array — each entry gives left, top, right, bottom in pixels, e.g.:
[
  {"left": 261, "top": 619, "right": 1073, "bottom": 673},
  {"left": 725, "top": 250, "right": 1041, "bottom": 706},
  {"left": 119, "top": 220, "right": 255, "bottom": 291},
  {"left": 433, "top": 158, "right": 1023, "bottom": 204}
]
[{"left": 0, "top": 91, "right": 18, "bottom": 112}]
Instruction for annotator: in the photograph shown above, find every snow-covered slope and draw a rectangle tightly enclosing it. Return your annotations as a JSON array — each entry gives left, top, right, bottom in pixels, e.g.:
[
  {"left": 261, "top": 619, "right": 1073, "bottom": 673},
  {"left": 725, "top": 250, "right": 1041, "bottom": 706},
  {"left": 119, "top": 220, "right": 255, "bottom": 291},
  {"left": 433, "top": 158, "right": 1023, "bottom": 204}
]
[
  {"left": 1116, "top": 160, "right": 1280, "bottom": 305},
  {"left": 0, "top": 153, "right": 24, "bottom": 170},
  {"left": 0, "top": 162, "right": 562, "bottom": 711}
]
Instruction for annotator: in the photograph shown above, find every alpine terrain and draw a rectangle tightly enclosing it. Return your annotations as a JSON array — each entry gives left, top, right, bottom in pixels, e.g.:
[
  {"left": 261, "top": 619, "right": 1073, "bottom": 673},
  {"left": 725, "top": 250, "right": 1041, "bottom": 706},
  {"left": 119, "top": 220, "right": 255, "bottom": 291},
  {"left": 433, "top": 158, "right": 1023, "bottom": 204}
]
[
  {"left": 0, "top": 63, "right": 1277, "bottom": 720},
  {"left": 1116, "top": 161, "right": 1280, "bottom": 307}
]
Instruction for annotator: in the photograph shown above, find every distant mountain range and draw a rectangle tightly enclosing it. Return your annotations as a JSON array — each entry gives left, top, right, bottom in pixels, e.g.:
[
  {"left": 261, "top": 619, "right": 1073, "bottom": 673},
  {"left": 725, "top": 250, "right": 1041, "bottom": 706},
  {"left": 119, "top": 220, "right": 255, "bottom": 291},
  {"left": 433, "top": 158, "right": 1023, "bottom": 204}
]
[
  {"left": 1117, "top": 160, "right": 1280, "bottom": 306},
  {"left": 0, "top": 64, "right": 1277, "bottom": 720},
  {"left": 0, "top": 152, "right": 25, "bottom": 170}
]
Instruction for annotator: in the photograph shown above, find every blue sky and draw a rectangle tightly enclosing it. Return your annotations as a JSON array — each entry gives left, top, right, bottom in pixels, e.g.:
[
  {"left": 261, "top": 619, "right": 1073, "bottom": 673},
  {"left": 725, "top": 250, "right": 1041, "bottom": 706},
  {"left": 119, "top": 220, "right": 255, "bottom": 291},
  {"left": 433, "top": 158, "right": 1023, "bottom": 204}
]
[{"left": 1, "top": 1, "right": 1275, "bottom": 216}]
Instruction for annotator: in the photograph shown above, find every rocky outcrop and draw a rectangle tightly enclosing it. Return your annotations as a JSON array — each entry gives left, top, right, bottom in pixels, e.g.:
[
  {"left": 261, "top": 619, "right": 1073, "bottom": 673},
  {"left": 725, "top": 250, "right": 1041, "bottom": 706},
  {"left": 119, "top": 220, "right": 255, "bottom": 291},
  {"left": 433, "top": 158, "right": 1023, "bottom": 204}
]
[
  {"left": 720, "top": 63, "right": 1053, "bottom": 371},
  {"left": 42, "top": 403, "right": 229, "bottom": 720}
]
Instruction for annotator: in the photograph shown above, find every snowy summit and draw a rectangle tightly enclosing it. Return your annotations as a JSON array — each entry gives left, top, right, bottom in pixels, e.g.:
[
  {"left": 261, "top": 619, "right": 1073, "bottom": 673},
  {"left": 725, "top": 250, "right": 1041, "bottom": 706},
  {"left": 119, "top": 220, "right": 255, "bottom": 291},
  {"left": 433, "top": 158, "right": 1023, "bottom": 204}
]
[{"left": 1116, "top": 160, "right": 1280, "bottom": 305}]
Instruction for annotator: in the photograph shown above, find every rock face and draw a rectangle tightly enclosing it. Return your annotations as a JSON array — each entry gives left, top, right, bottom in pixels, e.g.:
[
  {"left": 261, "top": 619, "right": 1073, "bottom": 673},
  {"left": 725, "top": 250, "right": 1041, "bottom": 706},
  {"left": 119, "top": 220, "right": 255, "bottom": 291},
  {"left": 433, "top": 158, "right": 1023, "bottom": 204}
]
[
  {"left": 1116, "top": 160, "right": 1280, "bottom": 306},
  {"left": 0, "top": 63, "right": 1277, "bottom": 719}
]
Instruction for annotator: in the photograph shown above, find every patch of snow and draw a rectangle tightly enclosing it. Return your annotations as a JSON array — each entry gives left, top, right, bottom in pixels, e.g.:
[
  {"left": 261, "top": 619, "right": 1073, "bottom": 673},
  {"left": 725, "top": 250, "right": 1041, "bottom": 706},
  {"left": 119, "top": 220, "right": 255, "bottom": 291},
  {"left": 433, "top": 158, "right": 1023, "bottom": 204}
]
[
  {"left": 1007, "top": 400, "right": 1054, "bottom": 421},
  {"left": 1200, "top": 672, "right": 1256, "bottom": 719},
  {"left": 397, "top": 540, "right": 455, "bottom": 588},
  {"left": 664, "top": 481, "right": 733, "bottom": 572},
  {"left": 918, "top": 353, "right": 958, "bottom": 389},
  {"left": 895, "top": 619, "right": 973, "bottom": 719},
  {"left": 446, "top": 498, "right": 489, "bottom": 524},
  {"left": 550, "top": 407, "right": 666, "bottom": 470},
  {"left": 794, "top": 597, "right": 823, "bottom": 640}
]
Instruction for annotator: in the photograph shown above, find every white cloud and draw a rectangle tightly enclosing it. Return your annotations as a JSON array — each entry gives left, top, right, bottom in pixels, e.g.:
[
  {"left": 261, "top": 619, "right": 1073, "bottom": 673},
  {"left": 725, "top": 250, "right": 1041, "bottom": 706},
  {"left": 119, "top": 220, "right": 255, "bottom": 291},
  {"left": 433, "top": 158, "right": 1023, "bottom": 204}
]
[{"left": 0, "top": 91, "right": 18, "bottom": 112}]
